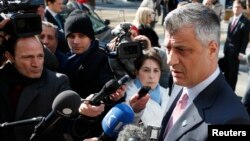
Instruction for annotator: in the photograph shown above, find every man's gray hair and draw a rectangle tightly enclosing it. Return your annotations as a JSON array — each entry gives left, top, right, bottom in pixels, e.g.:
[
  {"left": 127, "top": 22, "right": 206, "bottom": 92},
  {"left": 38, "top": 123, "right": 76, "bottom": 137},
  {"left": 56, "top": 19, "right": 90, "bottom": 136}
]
[{"left": 164, "top": 3, "right": 220, "bottom": 46}]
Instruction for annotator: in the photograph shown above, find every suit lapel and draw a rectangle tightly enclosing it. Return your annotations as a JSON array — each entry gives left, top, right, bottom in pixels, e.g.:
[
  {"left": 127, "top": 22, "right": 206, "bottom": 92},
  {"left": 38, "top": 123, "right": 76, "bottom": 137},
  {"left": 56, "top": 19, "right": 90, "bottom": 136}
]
[
  {"left": 15, "top": 82, "right": 43, "bottom": 119},
  {"left": 45, "top": 11, "right": 59, "bottom": 29},
  {"left": 159, "top": 85, "right": 183, "bottom": 140},
  {"left": 166, "top": 104, "right": 203, "bottom": 140},
  {"left": 230, "top": 16, "right": 244, "bottom": 33},
  {"left": 165, "top": 85, "right": 183, "bottom": 113}
]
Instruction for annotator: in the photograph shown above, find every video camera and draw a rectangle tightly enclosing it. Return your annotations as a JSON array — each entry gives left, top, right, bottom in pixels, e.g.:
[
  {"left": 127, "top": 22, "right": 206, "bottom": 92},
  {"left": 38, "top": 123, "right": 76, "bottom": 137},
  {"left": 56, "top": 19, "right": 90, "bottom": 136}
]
[
  {"left": 107, "top": 22, "right": 147, "bottom": 79},
  {"left": 0, "top": 0, "right": 43, "bottom": 37},
  {"left": 109, "top": 22, "right": 147, "bottom": 59}
]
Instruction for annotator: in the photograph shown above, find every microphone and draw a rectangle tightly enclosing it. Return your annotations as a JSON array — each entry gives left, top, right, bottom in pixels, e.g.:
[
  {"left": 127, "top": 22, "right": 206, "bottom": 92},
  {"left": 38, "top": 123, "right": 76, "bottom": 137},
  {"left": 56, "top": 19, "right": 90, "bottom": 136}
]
[
  {"left": 0, "top": 117, "right": 43, "bottom": 128},
  {"left": 98, "top": 103, "right": 134, "bottom": 141},
  {"left": 116, "top": 124, "right": 147, "bottom": 141},
  {"left": 30, "top": 90, "right": 82, "bottom": 141},
  {"left": 89, "top": 75, "right": 130, "bottom": 105}
]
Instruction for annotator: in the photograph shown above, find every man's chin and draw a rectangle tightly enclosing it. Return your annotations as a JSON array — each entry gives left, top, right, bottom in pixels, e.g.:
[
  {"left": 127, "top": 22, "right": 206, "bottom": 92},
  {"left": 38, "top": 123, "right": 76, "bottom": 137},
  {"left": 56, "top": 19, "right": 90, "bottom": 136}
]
[{"left": 28, "top": 73, "right": 42, "bottom": 79}]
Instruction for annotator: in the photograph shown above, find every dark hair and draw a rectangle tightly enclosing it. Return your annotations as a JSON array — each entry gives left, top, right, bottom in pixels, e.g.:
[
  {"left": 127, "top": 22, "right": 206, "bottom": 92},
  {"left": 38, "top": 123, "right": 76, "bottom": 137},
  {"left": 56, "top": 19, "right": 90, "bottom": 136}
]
[
  {"left": 233, "top": 0, "right": 245, "bottom": 8},
  {"left": 5, "top": 35, "right": 18, "bottom": 56},
  {"left": 134, "top": 48, "right": 162, "bottom": 71},
  {"left": 45, "top": 0, "right": 57, "bottom": 5}
]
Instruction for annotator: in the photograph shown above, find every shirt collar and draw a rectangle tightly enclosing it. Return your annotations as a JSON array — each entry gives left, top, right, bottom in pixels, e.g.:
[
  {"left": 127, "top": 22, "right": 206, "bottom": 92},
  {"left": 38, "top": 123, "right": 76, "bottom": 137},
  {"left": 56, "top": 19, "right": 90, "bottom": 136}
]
[
  {"left": 46, "top": 7, "right": 58, "bottom": 17},
  {"left": 233, "top": 13, "right": 242, "bottom": 21},
  {"left": 183, "top": 67, "right": 220, "bottom": 106}
]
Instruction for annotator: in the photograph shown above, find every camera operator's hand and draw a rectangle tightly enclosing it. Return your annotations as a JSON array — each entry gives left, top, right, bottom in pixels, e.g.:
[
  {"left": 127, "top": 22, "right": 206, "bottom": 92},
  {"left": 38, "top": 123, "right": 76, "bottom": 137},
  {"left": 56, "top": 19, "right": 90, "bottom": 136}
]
[
  {"left": 133, "top": 35, "right": 152, "bottom": 50},
  {"left": 129, "top": 93, "right": 150, "bottom": 113},
  {"left": 0, "top": 19, "right": 10, "bottom": 29},
  {"left": 109, "top": 84, "right": 126, "bottom": 101},
  {"left": 79, "top": 94, "right": 105, "bottom": 117},
  {"left": 106, "top": 37, "right": 118, "bottom": 52}
]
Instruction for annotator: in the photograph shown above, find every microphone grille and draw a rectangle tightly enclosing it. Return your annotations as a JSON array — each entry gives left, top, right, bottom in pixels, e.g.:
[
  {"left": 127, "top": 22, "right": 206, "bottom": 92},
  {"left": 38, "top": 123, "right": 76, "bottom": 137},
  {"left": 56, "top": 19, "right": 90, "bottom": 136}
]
[{"left": 52, "top": 90, "right": 81, "bottom": 118}]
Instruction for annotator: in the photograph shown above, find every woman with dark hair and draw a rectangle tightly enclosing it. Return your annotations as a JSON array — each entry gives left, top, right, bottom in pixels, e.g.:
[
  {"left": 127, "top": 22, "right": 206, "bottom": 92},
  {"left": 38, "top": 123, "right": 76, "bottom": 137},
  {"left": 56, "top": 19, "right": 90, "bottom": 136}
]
[{"left": 125, "top": 48, "right": 170, "bottom": 127}]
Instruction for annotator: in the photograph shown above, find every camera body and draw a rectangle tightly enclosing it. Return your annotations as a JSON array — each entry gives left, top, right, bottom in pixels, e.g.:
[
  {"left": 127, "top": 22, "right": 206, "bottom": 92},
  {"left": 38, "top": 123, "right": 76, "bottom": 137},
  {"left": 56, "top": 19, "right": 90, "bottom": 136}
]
[
  {"left": 108, "top": 22, "right": 146, "bottom": 79},
  {"left": 110, "top": 22, "right": 147, "bottom": 59},
  {"left": 0, "top": 0, "right": 43, "bottom": 37}
]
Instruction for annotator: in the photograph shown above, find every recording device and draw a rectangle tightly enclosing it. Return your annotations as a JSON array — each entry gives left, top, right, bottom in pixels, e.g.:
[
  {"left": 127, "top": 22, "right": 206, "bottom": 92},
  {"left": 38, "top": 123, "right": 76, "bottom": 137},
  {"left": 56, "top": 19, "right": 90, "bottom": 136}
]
[
  {"left": 0, "top": 0, "right": 43, "bottom": 37},
  {"left": 30, "top": 90, "right": 82, "bottom": 141},
  {"left": 108, "top": 22, "right": 147, "bottom": 79},
  {"left": 145, "top": 125, "right": 161, "bottom": 141},
  {"left": 109, "top": 22, "right": 147, "bottom": 59},
  {"left": 98, "top": 103, "right": 135, "bottom": 141},
  {"left": 89, "top": 74, "right": 130, "bottom": 105},
  {"left": 137, "top": 86, "right": 151, "bottom": 100}
]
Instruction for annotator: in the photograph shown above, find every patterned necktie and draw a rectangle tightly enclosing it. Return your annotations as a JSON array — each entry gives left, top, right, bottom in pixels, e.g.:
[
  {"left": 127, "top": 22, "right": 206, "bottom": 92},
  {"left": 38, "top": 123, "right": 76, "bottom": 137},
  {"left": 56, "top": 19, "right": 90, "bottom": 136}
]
[{"left": 163, "top": 93, "right": 189, "bottom": 137}]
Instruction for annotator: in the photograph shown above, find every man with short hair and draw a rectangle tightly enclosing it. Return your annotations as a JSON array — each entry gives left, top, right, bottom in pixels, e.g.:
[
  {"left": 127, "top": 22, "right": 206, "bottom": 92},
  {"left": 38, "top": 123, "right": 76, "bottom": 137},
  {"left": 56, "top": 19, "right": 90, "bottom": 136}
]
[
  {"left": 0, "top": 35, "right": 71, "bottom": 141},
  {"left": 39, "top": 21, "right": 68, "bottom": 71},
  {"left": 159, "top": 3, "right": 250, "bottom": 141},
  {"left": 45, "top": 0, "right": 65, "bottom": 31},
  {"left": 222, "top": 0, "right": 250, "bottom": 91},
  {"left": 0, "top": 33, "right": 105, "bottom": 141}
]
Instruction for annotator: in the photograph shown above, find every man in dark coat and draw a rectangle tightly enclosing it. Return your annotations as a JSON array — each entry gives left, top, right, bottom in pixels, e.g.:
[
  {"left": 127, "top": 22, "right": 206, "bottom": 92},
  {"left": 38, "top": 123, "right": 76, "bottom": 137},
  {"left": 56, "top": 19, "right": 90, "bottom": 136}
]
[
  {"left": 62, "top": 9, "right": 125, "bottom": 140},
  {"left": 0, "top": 35, "right": 71, "bottom": 141}
]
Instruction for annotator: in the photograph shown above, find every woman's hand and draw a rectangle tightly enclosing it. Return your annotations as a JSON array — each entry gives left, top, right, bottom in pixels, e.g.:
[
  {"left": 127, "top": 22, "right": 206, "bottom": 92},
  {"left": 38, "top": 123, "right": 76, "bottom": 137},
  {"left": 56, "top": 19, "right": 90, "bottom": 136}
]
[{"left": 129, "top": 93, "right": 150, "bottom": 113}]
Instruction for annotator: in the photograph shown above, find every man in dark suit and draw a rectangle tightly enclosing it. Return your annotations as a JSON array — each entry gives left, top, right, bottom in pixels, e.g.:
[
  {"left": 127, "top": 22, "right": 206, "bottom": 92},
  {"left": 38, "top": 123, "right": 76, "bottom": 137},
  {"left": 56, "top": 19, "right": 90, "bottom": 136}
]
[
  {"left": 158, "top": 3, "right": 250, "bottom": 141},
  {"left": 222, "top": 0, "right": 250, "bottom": 91},
  {"left": 45, "top": 0, "right": 71, "bottom": 55},
  {"left": 45, "top": 0, "right": 65, "bottom": 31}
]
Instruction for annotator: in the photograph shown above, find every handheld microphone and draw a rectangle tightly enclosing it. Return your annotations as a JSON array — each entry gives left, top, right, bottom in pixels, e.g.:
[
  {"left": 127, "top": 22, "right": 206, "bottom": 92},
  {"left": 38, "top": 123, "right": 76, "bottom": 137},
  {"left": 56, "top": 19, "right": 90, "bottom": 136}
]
[
  {"left": 30, "top": 90, "right": 82, "bottom": 141},
  {"left": 98, "top": 103, "right": 134, "bottom": 141},
  {"left": 89, "top": 75, "right": 130, "bottom": 105}
]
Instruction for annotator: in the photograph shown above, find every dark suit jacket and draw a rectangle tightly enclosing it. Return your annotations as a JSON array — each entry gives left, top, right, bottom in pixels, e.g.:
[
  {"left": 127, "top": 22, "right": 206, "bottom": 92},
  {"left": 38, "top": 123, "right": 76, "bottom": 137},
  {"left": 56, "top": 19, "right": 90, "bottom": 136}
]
[
  {"left": 0, "top": 64, "right": 71, "bottom": 141},
  {"left": 45, "top": 10, "right": 65, "bottom": 30},
  {"left": 224, "top": 15, "right": 249, "bottom": 55},
  {"left": 159, "top": 72, "right": 250, "bottom": 141}
]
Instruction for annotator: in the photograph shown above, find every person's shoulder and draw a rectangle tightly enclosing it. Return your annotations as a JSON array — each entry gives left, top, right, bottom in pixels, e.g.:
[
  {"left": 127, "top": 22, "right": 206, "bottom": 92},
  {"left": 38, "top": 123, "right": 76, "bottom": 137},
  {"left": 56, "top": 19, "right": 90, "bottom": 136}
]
[
  {"left": 241, "top": 15, "right": 250, "bottom": 22},
  {"left": 45, "top": 69, "right": 68, "bottom": 79}
]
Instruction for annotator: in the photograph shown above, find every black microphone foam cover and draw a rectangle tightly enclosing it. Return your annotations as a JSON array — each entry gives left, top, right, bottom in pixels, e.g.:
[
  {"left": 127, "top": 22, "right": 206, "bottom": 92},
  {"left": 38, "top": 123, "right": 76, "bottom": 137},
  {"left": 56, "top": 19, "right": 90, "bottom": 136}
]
[{"left": 52, "top": 90, "right": 81, "bottom": 118}]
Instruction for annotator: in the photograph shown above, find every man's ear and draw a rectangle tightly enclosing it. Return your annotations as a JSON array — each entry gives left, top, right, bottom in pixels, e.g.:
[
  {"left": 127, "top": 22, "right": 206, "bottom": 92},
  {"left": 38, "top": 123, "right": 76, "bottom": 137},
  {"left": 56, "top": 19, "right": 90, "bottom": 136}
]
[{"left": 5, "top": 51, "right": 14, "bottom": 63}]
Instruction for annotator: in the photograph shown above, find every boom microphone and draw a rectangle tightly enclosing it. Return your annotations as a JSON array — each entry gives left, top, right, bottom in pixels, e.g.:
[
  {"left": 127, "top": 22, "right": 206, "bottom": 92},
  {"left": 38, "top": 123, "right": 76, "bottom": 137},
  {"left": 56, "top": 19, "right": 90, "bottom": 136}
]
[
  {"left": 30, "top": 90, "right": 82, "bottom": 141},
  {"left": 89, "top": 75, "right": 130, "bottom": 105},
  {"left": 98, "top": 103, "right": 134, "bottom": 141}
]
